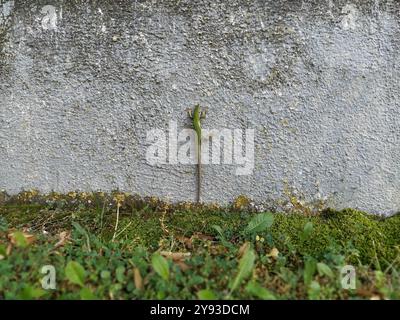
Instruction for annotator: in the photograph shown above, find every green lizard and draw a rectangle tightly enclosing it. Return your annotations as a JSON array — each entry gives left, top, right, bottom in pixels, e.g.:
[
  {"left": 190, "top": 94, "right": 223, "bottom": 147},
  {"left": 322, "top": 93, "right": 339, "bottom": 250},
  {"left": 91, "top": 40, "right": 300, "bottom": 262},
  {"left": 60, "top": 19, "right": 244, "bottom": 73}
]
[{"left": 187, "top": 105, "right": 207, "bottom": 203}]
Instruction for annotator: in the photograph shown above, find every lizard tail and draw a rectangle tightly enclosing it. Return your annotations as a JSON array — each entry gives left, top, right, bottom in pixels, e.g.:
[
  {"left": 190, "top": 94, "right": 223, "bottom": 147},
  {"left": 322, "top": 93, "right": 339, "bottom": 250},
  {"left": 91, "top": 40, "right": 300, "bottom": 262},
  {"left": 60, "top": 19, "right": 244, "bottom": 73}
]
[{"left": 197, "top": 143, "right": 201, "bottom": 203}]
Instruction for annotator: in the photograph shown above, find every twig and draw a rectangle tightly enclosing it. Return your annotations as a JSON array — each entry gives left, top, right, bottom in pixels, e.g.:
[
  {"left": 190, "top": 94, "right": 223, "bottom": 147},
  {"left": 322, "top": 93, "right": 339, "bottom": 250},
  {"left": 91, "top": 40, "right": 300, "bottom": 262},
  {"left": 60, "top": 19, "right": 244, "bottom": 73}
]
[
  {"left": 115, "top": 221, "right": 132, "bottom": 240},
  {"left": 160, "top": 210, "right": 169, "bottom": 235},
  {"left": 100, "top": 200, "right": 106, "bottom": 230},
  {"left": 112, "top": 204, "right": 120, "bottom": 242}
]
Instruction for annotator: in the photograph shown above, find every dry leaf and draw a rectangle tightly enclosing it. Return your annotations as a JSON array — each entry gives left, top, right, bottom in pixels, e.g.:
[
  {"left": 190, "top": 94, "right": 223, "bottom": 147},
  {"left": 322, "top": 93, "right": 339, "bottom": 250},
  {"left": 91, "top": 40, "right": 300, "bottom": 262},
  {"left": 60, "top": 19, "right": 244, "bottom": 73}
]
[
  {"left": 160, "top": 251, "right": 191, "bottom": 261},
  {"left": 356, "top": 289, "right": 374, "bottom": 297},
  {"left": 176, "top": 261, "right": 190, "bottom": 272},
  {"left": 53, "top": 231, "right": 71, "bottom": 249},
  {"left": 176, "top": 236, "right": 193, "bottom": 249},
  {"left": 193, "top": 233, "right": 214, "bottom": 241},
  {"left": 238, "top": 242, "right": 250, "bottom": 258},
  {"left": 268, "top": 247, "right": 279, "bottom": 259},
  {"left": 6, "top": 243, "right": 12, "bottom": 255},
  {"left": 134, "top": 268, "right": 143, "bottom": 290},
  {"left": 8, "top": 231, "right": 35, "bottom": 246}
]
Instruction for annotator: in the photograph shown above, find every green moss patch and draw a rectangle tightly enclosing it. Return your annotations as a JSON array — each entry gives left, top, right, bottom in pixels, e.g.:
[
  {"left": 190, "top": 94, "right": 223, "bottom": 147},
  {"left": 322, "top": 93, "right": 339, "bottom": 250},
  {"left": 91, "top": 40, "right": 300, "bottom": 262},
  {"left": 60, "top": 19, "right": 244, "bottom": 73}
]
[{"left": 0, "top": 192, "right": 399, "bottom": 299}]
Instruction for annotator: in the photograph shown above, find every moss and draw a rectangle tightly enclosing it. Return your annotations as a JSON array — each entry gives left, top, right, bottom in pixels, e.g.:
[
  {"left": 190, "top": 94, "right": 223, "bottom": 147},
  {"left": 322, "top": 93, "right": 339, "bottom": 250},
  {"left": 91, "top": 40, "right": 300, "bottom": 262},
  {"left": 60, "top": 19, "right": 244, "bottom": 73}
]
[
  {"left": 232, "top": 195, "right": 251, "bottom": 211},
  {"left": 0, "top": 204, "right": 44, "bottom": 227},
  {"left": 167, "top": 209, "right": 244, "bottom": 236},
  {"left": 1, "top": 192, "right": 399, "bottom": 269},
  {"left": 380, "top": 213, "right": 400, "bottom": 258},
  {"left": 111, "top": 214, "right": 164, "bottom": 249},
  {"left": 322, "top": 209, "right": 387, "bottom": 266},
  {"left": 267, "top": 209, "right": 400, "bottom": 268}
]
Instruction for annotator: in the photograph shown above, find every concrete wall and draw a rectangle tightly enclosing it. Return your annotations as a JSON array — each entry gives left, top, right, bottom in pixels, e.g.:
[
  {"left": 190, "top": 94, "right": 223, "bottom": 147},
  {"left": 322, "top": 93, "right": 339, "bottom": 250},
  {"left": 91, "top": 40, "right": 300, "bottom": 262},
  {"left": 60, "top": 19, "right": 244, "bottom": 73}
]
[{"left": 1, "top": 0, "right": 399, "bottom": 215}]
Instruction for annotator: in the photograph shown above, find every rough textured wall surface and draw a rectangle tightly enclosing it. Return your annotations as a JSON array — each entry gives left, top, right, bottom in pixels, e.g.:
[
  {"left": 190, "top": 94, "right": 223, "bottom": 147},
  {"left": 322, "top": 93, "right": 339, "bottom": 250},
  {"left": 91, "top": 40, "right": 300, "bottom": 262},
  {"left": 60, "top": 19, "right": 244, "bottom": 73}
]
[{"left": 1, "top": 0, "right": 399, "bottom": 215}]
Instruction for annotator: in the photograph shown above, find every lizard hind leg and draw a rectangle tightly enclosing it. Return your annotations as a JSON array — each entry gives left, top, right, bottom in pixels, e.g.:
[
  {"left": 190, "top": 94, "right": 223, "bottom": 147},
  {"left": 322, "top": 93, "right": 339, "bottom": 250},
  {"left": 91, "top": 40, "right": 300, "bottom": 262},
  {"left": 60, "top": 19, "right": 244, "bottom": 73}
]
[
  {"left": 200, "top": 107, "right": 208, "bottom": 119},
  {"left": 186, "top": 108, "right": 193, "bottom": 118}
]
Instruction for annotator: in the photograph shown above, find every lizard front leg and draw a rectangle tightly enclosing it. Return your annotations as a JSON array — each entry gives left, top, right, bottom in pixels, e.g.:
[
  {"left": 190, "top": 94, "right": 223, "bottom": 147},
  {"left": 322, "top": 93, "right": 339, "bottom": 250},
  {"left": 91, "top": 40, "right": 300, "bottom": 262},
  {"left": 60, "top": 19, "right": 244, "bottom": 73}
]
[{"left": 186, "top": 108, "right": 193, "bottom": 119}]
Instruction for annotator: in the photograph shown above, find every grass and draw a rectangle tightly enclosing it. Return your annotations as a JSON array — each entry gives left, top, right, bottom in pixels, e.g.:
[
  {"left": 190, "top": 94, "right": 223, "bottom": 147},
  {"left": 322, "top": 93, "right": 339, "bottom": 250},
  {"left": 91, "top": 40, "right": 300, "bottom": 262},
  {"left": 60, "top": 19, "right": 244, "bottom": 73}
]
[{"left": 0, "top": 191, "right": 399, "bottom": 300}]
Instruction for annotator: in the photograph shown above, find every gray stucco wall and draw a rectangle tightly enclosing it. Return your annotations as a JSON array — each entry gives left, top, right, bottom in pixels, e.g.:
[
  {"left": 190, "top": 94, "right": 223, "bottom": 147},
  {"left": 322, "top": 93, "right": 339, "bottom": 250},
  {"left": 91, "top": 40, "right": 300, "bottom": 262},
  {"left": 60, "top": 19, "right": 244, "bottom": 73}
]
[{"left": 1, "top": 0, "right": 399, "bottom": 215}]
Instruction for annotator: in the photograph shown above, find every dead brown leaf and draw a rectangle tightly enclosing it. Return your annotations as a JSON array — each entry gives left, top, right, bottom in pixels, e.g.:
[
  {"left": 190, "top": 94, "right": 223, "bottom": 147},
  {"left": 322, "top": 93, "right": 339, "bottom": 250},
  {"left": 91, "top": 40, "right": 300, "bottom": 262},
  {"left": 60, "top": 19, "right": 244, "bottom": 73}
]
[
  {"left": 238, "top": 242, "right": 250, "bottom": 258},
  {"left": 6, "top": 243, "right": 12, "bottom": 255},
  {"left": 176, "top": 236, "right": 193, "bottom": 249},
  {"left": 176, "top": 261, "right": 190, "bottom": 272},
  {"left": 53, "top": 231, "right": 71, "bottom": 249},
  {"left": 267, "top": 247, "right": 279, "bottom": 259},
  {"left": 8, "top": 231, "right": 36, "bottom": 246},
  {"left": 160, "top": 251, "right": 191, "bottom": 261},
  {"left": 193, "top": 233, "right": 214, "bottom": 241},
  {"left": 134, "top": 268, "right": 143, "bottom": 290}
]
